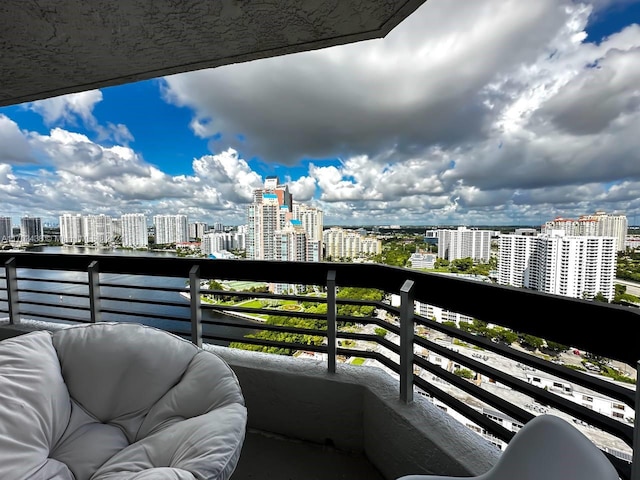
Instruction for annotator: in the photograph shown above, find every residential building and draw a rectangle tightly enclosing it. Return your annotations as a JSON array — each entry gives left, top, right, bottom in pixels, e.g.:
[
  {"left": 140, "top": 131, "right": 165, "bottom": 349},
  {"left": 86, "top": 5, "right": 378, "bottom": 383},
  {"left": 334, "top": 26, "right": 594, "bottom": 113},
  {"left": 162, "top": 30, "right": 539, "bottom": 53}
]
[
  {"left": 247, "top": 177, "right": 294, "bottom": 261},
  {"left": 498, "top": 231, "right": 616, "bottom": 301},
  {"left": 437, "top": 227, "right": 492, "bottom": 262},
  {"left": 415, "top": 302, "right": 473, "bottom": 325},
  {"left": 202, "top": 231, "right": 238, "bottom": 254},
  {"left": 409, "top": 252, "right": 436, "bottom": 269},
  {"left": 153, "top": 214, "right": 188, "bottom": 245},
  {"left": 0, "top": 217, "right": 11, "bottom": 242},
  {"left": 188, "top": 222, "right": 208, "bottom": 241},
  {"left": 121, "top": 213, "right": 148, "bottom": 248},
  {"left": 83, "top": 214, "right": 113, "bottom": 245},
  {"left": 543, "top": 211, "right": 628, "bottom": 252},
  {"left": 323, "top": 227, "right": 381, "bottom": 260},
  {"left": 20, "top": 216, "right": 43, "bottom": 244},
  {"left": 59, "top": 214, "right": 84, "bottom": 244},
  {"left": 293, "top": 202, "right": 324, "bottom": 262}
]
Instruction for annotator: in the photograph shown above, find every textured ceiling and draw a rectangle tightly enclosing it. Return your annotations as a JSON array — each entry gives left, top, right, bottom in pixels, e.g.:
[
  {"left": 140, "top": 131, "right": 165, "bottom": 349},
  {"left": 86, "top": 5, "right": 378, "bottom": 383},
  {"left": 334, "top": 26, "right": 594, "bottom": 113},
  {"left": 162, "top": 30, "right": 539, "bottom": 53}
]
[{"left": 0, "top": 0, "right": 426, "bottom": 107}]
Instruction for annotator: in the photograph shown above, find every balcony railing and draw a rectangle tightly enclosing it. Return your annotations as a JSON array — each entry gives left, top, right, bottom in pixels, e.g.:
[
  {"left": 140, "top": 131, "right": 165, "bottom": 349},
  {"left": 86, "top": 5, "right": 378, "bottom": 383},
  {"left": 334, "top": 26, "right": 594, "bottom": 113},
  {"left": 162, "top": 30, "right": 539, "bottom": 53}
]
[{"left": 0, "top": 251, "right": 638, "bottom": 479}]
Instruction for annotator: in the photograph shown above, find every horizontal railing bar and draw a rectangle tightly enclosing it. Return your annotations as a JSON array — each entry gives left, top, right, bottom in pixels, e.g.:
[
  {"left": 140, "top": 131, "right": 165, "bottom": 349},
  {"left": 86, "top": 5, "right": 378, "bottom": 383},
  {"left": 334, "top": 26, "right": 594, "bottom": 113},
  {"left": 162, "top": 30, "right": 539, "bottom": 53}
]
[
  {"left": 413, "top": 355, "right": 534, "bottom": 425},
  {"left": 413, "top": 374, "right": 517, "bottom": 443},
  {"left": 17, "top": 289, "right": 89, "bottom": 299},
  {"left": 413, "top": 321, "right": 636, "bottom": 407},
  {"left": 413, "top": 341, "right": 633, "bottom": 445},
  {"left": 17, "top": 277, "right": 87, "bottom": 286},
  {"left": 337, "top": 331, "right": 401, "bottom": 355},
  {"left": 100, "top": 283, "right": 187, "bottom": 294},
  {"left": 98, "top": 308, "right": 189, "bottom": 322},
  {"left": 18, "top": 301, "right": 90, "bottom": 312},
  {"left": 99, "top": 296, "right": 188, "bottom": 309},
  {"left": 17, "top": 310, "right": 92, "bottom": 324},
  {"left": 202, "top": 333, "right": 327, "bottom": 353}
]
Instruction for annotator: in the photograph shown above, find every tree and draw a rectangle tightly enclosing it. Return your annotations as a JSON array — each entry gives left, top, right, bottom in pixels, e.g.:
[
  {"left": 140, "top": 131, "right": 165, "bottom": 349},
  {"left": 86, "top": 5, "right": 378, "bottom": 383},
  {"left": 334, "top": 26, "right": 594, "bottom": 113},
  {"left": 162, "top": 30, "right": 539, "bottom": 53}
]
[
  {"left": 519, "top": 334, "right": 544, "bottom": 350},
  {"left": 593, "top": 292, "right": 609, "bottom": 303}
]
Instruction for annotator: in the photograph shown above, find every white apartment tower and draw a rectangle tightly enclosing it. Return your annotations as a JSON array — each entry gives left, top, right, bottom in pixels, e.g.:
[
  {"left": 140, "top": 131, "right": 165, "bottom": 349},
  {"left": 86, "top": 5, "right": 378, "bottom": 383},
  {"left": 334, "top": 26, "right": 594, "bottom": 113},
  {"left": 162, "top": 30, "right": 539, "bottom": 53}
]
[
  {"left": 543, "top": 211, "right": 627, "bottom": 251},
  {"left": 247, "top": 177, "right": 293, "bottom": 261},
  {"left": 121, "top": 214, "right": 148, "bottom": 248},
  {"left": 188, "top": 222, "right": 208, "bottom": 240},
  {"left": 20, "top": 216, "right": 43, "bottom": 244},
  {"left": 293, "top": 202, "right": 324, "bottom": 262},
  {"left": 83, "top": 214, "right": 113, "bottom": 245},
  {"left": 437, "top": 227, "right": 491, "bottom": 262},
  {"left": 0, "top": 217, "right": 12, "bottom": 242},
  {"left": 498, "top": 231, "right": 616, "bottom": 301},
  {"left": 59, "top": 214, "right": 84, "bottom": 244},
  {"left": 153, "top": 214, "right": 188, "bottom": 245}
]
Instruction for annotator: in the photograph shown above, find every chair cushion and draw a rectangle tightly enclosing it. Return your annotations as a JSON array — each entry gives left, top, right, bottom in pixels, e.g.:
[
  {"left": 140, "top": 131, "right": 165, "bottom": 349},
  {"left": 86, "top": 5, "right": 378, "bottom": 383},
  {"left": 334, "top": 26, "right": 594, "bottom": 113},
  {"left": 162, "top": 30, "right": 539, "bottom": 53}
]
[
  {"left": 0, "top": 331, "right": 72, "bottom": 479},
  {"left": 0, "top": 323, "right": 247, "bottom": 480}
]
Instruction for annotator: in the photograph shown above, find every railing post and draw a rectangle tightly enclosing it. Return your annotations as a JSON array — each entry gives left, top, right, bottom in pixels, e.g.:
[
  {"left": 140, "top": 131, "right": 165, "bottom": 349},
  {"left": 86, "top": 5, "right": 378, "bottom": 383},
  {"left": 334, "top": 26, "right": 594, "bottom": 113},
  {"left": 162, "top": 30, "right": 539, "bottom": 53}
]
[
  {"left": 88, "top": 261, "right": 101, "bottom": 323},
  {"left": 189, "top": 265, "right": 202, "bottom": 347},
  {"left": 5, "top": 257, "right": 20, "bottom": 325},
  {"left": 400, "top": 279, "right": 415, "bottom": 403},
  {"left": 326, "top": 270, "right": 337, "bottom": 373},
  {"left": 632, "top": 359, "right": 640, "bottom": 480}
]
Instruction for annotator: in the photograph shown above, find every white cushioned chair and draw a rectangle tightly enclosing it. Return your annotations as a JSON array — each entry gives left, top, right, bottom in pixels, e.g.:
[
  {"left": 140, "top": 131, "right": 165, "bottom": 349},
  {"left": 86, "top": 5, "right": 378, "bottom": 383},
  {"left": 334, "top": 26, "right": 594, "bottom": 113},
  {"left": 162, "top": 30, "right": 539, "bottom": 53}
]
[
  {"left": 397, "top": 414, "right": 619, "bottom": 480},
  {"left": 0, "top": 322, "right": 247, "bottom": 480}
]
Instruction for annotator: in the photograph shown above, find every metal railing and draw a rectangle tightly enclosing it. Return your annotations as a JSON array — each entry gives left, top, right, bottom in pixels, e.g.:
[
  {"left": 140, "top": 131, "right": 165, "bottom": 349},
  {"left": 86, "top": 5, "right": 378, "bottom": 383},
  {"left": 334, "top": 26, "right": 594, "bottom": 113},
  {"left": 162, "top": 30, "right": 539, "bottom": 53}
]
[{"left": 0, "top": 251, "right": 638, "bottom": 479}]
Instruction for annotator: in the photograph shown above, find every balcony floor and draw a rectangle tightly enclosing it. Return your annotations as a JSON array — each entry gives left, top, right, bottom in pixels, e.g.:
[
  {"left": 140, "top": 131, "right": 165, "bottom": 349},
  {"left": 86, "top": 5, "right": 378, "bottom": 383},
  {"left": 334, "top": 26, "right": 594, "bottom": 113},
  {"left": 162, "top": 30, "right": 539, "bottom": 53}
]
[{"left": 234, "top": 429, "right": 385, "bottom": 480}]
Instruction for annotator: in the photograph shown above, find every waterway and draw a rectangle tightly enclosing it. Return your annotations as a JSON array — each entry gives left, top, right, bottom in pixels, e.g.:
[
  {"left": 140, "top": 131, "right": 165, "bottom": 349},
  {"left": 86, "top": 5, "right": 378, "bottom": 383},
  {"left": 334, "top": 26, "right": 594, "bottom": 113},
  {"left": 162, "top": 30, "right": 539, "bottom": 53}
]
[{"left": 2, "top": 246, "right": 256, "bottom": 345}]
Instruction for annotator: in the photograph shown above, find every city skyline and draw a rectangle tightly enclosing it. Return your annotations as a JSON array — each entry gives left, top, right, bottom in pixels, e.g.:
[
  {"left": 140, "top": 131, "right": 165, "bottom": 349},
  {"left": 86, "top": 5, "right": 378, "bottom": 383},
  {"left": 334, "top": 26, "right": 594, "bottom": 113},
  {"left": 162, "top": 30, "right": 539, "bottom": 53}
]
[{"left": 1, "top": 1, "right": 639, "bottom": 226}]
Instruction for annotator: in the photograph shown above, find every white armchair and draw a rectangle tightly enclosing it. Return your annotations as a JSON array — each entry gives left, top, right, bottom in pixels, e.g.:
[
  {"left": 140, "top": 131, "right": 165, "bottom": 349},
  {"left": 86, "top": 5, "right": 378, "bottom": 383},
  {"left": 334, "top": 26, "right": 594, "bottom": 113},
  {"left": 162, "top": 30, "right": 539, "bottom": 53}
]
[
  {"left": 397, "top": 414, "right": 619, "bottom": 480},
  {"left": 0, "top": 322, "right": 247, "bottom": 480}
]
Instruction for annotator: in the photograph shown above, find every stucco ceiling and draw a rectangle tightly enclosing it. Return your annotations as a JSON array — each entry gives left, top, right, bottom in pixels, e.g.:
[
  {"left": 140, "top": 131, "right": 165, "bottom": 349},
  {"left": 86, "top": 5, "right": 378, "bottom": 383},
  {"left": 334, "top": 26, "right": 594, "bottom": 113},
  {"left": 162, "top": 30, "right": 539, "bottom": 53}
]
[{"left": 0, "top": 0, "right": 426, "bottom": 107}]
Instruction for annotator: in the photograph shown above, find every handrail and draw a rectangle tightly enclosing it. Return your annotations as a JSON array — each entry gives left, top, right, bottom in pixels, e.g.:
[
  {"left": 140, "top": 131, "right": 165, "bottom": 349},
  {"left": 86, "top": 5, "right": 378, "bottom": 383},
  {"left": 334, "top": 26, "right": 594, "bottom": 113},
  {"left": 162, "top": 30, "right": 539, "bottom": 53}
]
[{"left": 0, "top": 251, "right": 636, "bottom": 479}]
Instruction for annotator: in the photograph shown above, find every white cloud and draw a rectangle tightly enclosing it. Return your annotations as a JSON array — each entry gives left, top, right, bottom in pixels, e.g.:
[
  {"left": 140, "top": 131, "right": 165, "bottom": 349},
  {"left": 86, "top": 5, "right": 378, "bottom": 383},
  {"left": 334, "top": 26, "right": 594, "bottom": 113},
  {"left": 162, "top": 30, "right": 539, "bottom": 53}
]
[{"left": 0, "top": 115, "right": 34, "bottom": 164}]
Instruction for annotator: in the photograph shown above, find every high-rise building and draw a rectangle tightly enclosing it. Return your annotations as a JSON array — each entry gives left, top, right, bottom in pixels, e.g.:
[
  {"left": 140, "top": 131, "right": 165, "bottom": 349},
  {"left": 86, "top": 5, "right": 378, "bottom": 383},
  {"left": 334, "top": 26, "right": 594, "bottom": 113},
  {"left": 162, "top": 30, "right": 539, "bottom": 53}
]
[
  {"left": 188, "top": 222, "right": 208, "bottom": 240},
  {"left": 59, "top": 214, "right": 84, "bottom": 244},
  {"left": 543, "top": 211, "right": 627, "bottom": 251},
  {"left": 322, "top": 227, "right": 381, "bottom": 260},
  {"left": 84, "top": 214, "right": 113, "bottom": 245},
  {"left": 247, "top": 178, "right": 294, "bottom": 261},
  {"left": 498, "top": 231, "right": 616, "bottom": 301},
  {"left": 437, "top": 227, "right": 492, "bottom": 262},
  {"left": 121, "top": 213, "right": 148, "bottom": 248},
  {"left": 0, "top": 217, "right": 12, "bottom": 242},
  {"left": 153, "top": 214, "right": 188, "bottom": 245},
  {"left": 20, "top": 216, "right": 43, "bottom": 244},
  {"left": 292, "top": 203, "right": 324, "bottom": 262}
]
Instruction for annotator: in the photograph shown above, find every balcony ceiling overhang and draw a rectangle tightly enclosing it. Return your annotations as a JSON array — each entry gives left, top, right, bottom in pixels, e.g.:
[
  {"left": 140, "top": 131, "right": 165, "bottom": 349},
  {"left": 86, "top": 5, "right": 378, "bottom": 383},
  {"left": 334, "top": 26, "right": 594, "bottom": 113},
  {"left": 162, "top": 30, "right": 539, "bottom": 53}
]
[{"left": 0, "top": 0, "right": 426, "bottom": 107}]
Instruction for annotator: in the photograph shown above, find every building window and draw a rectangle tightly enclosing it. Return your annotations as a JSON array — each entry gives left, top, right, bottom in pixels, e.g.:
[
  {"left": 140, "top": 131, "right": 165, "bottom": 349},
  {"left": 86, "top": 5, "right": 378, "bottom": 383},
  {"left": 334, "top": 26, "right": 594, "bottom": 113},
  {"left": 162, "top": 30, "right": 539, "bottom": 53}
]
[
  {"left": 612, "top": 403, "right": 625, "bottom": 410},
  {"left": 582, "top": 395, "right": 593, "bottom": 402}
]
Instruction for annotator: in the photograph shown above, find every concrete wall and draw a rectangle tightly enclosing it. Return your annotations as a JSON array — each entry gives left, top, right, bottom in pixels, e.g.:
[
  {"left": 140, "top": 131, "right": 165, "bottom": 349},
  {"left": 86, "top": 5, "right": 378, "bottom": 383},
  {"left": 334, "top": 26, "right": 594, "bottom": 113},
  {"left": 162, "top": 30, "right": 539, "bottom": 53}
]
[{"left": 211, "top": 346, "right": 499, "bottom": 479}]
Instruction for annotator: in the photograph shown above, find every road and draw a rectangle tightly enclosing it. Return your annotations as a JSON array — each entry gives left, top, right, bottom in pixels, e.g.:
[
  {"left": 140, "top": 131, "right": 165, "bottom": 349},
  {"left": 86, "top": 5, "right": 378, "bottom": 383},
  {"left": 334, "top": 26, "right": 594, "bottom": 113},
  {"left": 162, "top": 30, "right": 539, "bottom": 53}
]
[{"left": 615, "top": 278, "right": 640, "bottom": 297}]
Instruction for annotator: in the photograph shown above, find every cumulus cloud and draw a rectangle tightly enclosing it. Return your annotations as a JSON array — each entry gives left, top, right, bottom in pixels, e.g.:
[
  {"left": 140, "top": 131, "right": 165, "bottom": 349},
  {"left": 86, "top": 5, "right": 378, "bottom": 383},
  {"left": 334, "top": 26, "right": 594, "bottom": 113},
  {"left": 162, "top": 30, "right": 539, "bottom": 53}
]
[
  {"left": 27, "top": 90, "right": 135, "bottom": 145},
  {"left": 0, "top": 115, "right": 34, "bottom": 164},
  {"left": 3, "top": 0, "right": 640, "bottom": 225}
]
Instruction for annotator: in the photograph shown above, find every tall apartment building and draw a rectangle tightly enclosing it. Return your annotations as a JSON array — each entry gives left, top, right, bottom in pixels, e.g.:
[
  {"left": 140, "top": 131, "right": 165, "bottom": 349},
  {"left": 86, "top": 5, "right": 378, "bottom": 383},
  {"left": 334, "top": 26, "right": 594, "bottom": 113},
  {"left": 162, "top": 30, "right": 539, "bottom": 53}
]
[
  {"left": 247, "top": 177, "right": 293, "bottom": 260},
  {"left": 121, "top": 213, "right": 148, "bottom": 248},
  {"left": 84, "top": 214, "right": 113, "bottom": 245},
  {"left": 20, "top": 216, "right": 43, "bottom": 244},
  {"left": 437, "top": 227, "right": 492, "bottom": 262},
  {"left": 498, "top": 231, "right": 616, "bottom": 301},
  {"left": 543, "top": 211, "right": 627, "bottom": 251},
  {"left": 153, "top": 214, "right": 188, "bottom": 245},
  {"left": 292, "top": 202, "right": 324, "bottom": 262},
  {"left": 188, "top": 222, "right": 208, "bottom": 240},
  {"left": 274, "top": 221, "right": 308, "bottom": 262},
  {"left": 59, "top": 214, "right": 83, "bottom": 244},
  {"left": 0, "top": 217, "right": 12, "bottom": 242},
  {"left": 202, "top": 231, "right": 238, "bottom": 254},
  {"left": 323, "top": 227, "right": 381, "bottom": 260}
]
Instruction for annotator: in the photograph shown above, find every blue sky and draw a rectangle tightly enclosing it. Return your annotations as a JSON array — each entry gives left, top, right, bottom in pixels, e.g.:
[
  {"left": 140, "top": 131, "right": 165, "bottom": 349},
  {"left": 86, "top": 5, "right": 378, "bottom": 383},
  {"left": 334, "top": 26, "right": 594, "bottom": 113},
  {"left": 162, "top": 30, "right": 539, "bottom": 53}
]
[{"left": 1, "top": 0, "right": 639, "bottom": 227}]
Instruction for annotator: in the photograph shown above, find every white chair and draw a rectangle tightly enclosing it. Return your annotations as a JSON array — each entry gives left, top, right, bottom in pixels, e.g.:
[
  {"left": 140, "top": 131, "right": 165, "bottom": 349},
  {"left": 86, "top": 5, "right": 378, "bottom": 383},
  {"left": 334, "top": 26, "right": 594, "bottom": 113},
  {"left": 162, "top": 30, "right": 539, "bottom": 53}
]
[
  {"left": 397, "top": 414, "right": 619, "bottom": 480},
  {"left": 0, "top": 322, "right": 247, "bottom": 480}
]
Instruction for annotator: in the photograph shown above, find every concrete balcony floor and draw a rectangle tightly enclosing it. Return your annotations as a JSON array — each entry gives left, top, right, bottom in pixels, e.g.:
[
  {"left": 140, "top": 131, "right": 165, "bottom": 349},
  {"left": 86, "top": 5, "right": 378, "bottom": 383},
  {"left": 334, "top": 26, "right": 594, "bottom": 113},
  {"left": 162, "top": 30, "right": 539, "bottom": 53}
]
[{"left": 235, "top": 429, "right": 385, "bottom": 480}]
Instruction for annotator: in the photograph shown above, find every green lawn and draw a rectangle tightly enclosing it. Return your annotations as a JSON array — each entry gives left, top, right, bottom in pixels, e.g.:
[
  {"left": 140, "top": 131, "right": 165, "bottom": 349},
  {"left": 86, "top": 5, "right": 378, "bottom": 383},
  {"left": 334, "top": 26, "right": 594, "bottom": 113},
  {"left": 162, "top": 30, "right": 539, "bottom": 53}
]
[{"left": 351, "top": 357, "right": 366, "bottom": 366}]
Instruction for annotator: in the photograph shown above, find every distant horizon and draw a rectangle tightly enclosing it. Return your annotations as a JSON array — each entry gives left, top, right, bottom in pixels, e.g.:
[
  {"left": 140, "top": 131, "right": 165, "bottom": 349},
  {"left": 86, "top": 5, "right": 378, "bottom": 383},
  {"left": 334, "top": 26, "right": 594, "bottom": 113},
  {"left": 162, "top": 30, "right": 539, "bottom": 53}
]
[{"left": 1, "top": 0, "right": 639, "bottom": 226}]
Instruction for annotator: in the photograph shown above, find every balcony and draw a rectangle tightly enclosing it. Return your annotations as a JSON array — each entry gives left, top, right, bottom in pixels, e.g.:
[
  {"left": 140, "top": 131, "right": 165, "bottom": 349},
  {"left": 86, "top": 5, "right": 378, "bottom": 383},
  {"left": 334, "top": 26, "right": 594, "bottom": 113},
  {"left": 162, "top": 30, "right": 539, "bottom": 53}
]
[{"left": 1, "top": 251, "right": 639, "bottom": 479}]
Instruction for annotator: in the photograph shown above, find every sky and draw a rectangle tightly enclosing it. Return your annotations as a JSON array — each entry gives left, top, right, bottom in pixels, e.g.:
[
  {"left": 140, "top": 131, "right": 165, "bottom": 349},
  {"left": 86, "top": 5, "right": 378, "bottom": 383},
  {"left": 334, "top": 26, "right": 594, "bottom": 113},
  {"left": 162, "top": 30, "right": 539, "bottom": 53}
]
[{"left": 1, "top": 0, "right": 640, "bottom": 227}]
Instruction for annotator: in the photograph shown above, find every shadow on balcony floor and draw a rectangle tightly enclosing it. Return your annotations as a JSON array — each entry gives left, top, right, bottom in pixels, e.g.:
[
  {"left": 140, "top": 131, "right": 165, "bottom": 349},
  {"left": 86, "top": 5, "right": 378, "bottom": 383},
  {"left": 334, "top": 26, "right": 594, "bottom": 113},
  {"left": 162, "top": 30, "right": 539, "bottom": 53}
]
[{"left": 234, "top": 429, "right": 385, "bottom": 480}]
